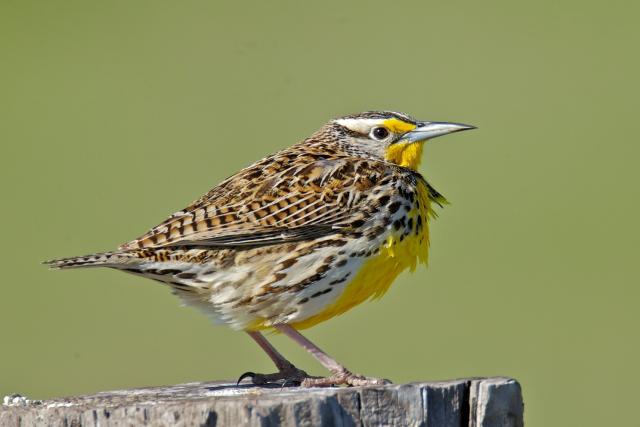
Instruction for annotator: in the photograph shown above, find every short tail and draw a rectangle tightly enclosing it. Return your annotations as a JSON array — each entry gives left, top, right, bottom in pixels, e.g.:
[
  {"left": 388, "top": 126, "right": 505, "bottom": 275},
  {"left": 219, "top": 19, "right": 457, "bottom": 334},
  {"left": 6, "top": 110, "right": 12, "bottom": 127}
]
[{"left": 44, "top": 251, "right": 137, "bottom": 269}]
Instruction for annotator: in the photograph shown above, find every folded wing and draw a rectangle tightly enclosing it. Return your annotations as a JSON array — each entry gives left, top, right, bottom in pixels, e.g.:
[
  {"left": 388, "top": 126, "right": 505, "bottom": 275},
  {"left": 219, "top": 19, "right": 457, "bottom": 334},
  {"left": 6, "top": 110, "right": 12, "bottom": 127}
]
[{"left": 119, "top": 153, "right": 395, "bottom": 250}]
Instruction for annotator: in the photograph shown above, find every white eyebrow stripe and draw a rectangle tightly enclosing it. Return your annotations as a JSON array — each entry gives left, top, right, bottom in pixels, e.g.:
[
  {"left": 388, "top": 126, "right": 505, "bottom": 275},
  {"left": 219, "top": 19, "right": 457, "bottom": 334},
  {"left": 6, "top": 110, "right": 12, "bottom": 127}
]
[{"left": 334, "top": 118, "right": 386, "bottom": 134}]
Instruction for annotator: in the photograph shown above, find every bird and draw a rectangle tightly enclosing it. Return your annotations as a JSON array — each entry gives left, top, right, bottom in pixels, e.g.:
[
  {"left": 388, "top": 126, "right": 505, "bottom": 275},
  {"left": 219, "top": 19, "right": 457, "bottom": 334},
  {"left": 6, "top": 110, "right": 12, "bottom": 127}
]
[{"left": 45, "top": 111, "right": 475, "bottom": 387}]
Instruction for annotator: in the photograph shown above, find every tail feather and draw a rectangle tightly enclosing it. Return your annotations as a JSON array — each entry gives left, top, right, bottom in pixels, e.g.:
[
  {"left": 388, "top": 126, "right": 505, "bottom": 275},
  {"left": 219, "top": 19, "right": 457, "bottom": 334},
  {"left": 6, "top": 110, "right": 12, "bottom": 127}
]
[{"left": 44, "top": 251, "right": 137, "bottom": 269}]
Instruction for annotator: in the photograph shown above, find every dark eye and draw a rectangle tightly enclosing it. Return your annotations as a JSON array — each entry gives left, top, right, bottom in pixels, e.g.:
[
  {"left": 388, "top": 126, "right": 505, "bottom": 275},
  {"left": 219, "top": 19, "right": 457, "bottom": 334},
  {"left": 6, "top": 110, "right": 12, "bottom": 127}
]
[{"left": 371, "top": 127, "right": 389, "bottom": 140}]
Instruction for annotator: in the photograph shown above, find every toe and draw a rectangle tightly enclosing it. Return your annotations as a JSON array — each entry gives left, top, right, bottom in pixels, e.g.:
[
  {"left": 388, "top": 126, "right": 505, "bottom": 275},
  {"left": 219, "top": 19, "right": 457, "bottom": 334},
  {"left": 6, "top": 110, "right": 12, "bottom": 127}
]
[
  {"left": 345, "top": 375, "right": 392, "bottom": 387},
  {"left": 236, "top": 366, "right": 312, "bottom": 387},
  {"left": 301, "top": 372, "right": 392, "bottom": 388}
]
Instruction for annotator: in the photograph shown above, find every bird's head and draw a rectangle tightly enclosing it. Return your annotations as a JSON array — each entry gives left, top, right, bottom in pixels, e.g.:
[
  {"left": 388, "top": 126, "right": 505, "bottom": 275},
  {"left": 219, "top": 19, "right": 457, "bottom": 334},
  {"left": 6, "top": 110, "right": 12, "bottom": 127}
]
[{"left": 322, "top": 111, "right": 475, "bottom": 171}]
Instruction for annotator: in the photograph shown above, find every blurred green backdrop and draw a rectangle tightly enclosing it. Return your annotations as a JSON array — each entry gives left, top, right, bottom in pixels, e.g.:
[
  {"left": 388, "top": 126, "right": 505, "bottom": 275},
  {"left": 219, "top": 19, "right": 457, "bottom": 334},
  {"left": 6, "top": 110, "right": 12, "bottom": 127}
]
[{"left": 1, "top": 1, "right": 638, "bottom": 425}]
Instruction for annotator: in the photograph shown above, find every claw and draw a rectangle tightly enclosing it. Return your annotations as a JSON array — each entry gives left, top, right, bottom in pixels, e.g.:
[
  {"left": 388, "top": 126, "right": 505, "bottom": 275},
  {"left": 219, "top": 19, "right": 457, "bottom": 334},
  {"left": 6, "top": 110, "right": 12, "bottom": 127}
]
[
  {"left": 236, "top": 371, "right": 257, "bottom": 385},
  {"left": 235, "top": 366, "right": 312, "bottom": 387},
  {"left": 281, "top": 377, "right": 301, "bottom": 389}
]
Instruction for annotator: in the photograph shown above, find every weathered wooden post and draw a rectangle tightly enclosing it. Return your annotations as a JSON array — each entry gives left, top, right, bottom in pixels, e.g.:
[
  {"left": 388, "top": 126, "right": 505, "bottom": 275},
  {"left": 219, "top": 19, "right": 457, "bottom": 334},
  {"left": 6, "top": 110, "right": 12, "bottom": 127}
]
[{"left": 1, "top": 377, "right": 523, "bottom": 426}]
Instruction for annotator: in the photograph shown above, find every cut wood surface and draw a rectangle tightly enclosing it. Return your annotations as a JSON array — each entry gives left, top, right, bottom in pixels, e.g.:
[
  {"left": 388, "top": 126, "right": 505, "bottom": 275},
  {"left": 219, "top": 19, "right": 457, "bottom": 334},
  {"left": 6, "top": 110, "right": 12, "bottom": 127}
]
[{"left": 1, "top": 377, "right": 523, "bottom": 426}]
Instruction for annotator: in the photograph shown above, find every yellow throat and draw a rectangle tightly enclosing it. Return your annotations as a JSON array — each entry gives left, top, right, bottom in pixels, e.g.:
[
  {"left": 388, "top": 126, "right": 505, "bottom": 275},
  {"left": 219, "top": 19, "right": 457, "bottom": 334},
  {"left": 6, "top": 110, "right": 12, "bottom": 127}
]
[
  {"left": 384, "top": 140, "right": 425, "bottom": 170},
  {"left": 381, "top": 117, "right": 424, "bottom": 170}
]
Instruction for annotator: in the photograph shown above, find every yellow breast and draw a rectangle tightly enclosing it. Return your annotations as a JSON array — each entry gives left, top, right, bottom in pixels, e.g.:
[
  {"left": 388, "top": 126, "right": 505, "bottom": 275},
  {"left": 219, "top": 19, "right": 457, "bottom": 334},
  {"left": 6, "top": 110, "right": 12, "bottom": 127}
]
[{"left": 291, "top": 180, "right": 435, "bottom": 330}]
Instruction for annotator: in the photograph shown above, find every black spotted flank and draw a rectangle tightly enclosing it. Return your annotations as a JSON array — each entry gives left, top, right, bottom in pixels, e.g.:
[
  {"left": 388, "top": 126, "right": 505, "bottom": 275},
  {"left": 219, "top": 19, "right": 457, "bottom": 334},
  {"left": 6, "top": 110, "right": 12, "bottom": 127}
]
[
  {"left": 311, "top": 288, "right": 332, "bottom": 298},
  {"left": 335, "top": 259, "right": 348, "bottom": 267},
  {"left": 378, "top": 195, "right": 391, "bottom": 206},
  {"left": 388, "top": 202, "right": 402, "bottom": 214},
  {"left": 330, "top": 272, "right": 351, "bottom": 285}
]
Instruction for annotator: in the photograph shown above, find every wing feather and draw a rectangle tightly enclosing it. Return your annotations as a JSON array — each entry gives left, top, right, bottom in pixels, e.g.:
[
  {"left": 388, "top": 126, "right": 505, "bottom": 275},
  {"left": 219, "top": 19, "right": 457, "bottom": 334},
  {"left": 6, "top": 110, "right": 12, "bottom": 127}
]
[
  {"left": 119, "top": 150, "right": 397, "bottom": 250},
  {"left": 161, "top": 224, "right": 339, "bottom": 248}
]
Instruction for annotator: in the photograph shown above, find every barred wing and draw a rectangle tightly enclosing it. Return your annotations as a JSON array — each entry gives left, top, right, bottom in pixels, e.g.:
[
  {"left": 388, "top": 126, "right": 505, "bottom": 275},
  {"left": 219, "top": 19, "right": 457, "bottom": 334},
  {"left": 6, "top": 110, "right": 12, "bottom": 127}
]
[{"left": 119, "top": 154, "right": 398, "bottom": 250}]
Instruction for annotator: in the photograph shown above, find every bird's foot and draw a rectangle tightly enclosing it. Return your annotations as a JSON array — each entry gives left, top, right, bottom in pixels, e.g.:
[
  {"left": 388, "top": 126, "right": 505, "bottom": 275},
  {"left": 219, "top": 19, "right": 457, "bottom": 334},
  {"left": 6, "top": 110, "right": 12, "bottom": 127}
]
[
  {"left": 301, "top": 369, "right": 391, "bottom": 387},
  {"left": 237, "top": 362, "right": 314, "bottom": 387}
]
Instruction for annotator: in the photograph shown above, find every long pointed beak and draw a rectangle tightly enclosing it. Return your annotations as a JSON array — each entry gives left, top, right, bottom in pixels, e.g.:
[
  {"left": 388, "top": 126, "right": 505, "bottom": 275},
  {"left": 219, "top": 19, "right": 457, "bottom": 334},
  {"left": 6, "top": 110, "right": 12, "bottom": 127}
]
[{"left": 401, "top": 121, "right": 476, "bottom": 143}]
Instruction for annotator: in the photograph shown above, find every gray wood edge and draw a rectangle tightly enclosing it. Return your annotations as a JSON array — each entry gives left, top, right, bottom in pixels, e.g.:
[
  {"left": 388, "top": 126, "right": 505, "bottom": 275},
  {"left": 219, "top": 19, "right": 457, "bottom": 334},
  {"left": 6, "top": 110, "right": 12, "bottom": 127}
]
[{"left": 1, "top": 377, "right": 523, "bottom": 426}]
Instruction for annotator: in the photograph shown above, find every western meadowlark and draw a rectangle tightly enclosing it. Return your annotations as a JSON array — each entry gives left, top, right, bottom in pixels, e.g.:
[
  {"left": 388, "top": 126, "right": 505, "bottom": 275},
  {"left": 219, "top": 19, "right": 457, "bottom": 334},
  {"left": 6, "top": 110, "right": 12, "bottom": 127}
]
[{"left": 46, "top": 111, "right": 474, "bottom": 387}]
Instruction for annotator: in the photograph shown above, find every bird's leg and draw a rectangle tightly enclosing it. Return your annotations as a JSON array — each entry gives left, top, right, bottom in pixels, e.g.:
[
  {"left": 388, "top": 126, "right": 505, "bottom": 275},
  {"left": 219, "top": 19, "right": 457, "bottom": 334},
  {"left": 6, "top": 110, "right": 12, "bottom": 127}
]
[
  {"left": 275, "top": 324, "right": 391, "bottom": 387},
  {"left": 237, "top": 331, "right": 311, "bottom": 386}
]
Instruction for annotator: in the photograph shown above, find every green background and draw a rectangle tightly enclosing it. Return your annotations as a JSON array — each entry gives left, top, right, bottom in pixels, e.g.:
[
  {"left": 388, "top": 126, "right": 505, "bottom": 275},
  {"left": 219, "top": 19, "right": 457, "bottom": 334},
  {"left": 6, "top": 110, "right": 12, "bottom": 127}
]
[{"left": 1, "top": 1, "right": 638, "bottom": 425}]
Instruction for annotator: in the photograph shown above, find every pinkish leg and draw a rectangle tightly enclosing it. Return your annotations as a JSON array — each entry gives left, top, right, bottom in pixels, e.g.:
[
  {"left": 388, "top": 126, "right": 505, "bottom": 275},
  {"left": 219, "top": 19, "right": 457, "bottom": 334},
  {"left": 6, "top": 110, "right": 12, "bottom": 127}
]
[
  {"left": 246, "top": 331, "right": 295, "bottom": 372},
  {"left": 275, "top": 324, "right": 391, "bottom": 387},
  {"left": 237, "top": 331, "right": 311, "bottom": 386}
]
